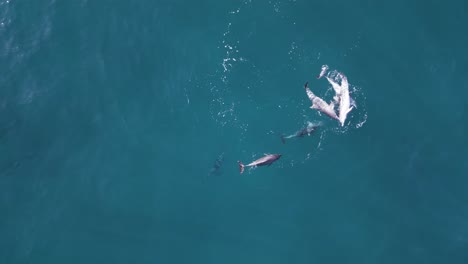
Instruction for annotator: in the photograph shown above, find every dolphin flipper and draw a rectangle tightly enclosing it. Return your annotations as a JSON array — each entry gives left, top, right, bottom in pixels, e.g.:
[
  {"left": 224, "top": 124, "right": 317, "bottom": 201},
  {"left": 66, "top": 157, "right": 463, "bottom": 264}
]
[{"left": 350, "top": 97, "right": 357, "bottom": 108}]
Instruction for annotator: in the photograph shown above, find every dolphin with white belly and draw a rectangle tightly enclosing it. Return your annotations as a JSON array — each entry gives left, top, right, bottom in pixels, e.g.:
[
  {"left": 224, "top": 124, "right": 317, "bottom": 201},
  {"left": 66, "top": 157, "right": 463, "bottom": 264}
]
[
  {"left": 304, "top": 82, "right": 339, "bottom": 121},
  {"left": 337, "top": 74, "right": 353, "bottom": 126}
]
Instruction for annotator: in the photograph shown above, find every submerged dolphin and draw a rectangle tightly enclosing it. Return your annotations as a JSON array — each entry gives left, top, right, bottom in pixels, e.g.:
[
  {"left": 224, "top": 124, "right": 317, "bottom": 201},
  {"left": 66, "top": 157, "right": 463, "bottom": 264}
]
[
  {"left": 281, "top": 121, "right": 321, "bottom": 144},
  {"left": 208, "top": 152, "right": 224, "bottom": 176},
  {"left": 238, "top": 154, "right": 282, "bottom": 174},
  {"left": 304, "top": 82, "right": 339, "bottom": 121}
]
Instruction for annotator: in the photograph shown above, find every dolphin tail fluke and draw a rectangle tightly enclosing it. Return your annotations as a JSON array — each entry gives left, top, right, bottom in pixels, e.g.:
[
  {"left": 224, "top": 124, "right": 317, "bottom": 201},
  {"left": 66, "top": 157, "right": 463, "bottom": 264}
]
[
  {"left": 280, "top": 134, "right": 286, "bottom": 144},
  {"left": 237, "top": 161, "right": 245, "bottom": 174}
]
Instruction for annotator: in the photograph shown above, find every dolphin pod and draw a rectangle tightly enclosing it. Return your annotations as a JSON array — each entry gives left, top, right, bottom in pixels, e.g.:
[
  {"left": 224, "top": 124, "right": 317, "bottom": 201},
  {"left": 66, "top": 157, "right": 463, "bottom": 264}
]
[{"left": 234, "top": 65, "right": 356, "bottom": 174}]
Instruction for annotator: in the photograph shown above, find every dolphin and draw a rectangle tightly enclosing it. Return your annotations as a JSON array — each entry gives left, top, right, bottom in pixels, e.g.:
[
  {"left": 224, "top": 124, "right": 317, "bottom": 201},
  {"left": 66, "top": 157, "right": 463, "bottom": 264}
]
[
  {"left": 316, "top": 65, "right": 329, "bottom": 79},
  {"left": 337, "top": 74, "right": 353, "bottom": 126},
  {"left": 238, "top": 154, "right": 282, "bottom": 174},
  {"left": 281, "top": 121, "right": 321, "bottom": 144},
  {"left": 208, "top": 152, "right": 224, "bottom": 176},
  {"left": 304, "top": 82, "right": 339, "bottom": 121}
]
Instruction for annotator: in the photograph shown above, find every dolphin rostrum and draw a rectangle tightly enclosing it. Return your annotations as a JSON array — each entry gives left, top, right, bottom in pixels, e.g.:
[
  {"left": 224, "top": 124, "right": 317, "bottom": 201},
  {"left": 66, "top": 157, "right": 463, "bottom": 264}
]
[
  {"left": 238, "top": 154, "right": 282, "bottom": 174},
  {"left": 281, "top": 121, "right": 321, "bottom": 144},
  {"left": 304, "top": 82, "right": 339, "bottom": 121},
  {"left": 316, "top": 65, "right": 329, "bottom": 79}
]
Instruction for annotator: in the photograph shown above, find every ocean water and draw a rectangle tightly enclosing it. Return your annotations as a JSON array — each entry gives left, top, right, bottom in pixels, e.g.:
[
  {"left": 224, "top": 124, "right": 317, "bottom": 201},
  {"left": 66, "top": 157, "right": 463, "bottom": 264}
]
[{"left": 1, "top": 0, "right": 467, "bottom": 263}]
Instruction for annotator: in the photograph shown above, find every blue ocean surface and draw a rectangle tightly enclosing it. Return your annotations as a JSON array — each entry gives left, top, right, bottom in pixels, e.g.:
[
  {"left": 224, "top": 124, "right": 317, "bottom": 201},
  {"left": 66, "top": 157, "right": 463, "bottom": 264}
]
[{"left": 1, "top": 0, "right": 467, "bottom": 263}]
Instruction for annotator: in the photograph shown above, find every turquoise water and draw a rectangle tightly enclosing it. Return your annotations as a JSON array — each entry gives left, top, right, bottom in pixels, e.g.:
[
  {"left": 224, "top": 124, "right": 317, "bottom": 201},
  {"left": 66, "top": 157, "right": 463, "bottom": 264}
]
[{"left": 1, "top": 0, "right": 467, "bottom": 263}]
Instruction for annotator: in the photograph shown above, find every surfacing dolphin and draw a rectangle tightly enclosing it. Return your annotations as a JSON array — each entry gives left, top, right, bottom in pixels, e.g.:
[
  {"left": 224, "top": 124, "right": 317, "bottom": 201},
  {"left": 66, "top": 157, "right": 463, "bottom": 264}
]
[
  {"left": 337, "top": 74, "right": 353, "bottom": 126},
  {"left": 237, "top": 154, "right": 282, "bottom": 174},
  {"left": 304, "top": 82, "right": 339, "bottom": 121},
  {"left": 281, "top": 121, "right": 322, "bottom": 144}
]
